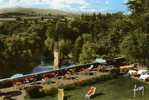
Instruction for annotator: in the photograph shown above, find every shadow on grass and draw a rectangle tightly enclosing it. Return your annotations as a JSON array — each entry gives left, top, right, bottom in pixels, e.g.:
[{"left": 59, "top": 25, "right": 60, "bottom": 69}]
[
  {"left": 64, "top": 95, "right": 72, "bottom": 100},
  {"left": 91, "top": 92, "right": 105, "bottom": 98}
]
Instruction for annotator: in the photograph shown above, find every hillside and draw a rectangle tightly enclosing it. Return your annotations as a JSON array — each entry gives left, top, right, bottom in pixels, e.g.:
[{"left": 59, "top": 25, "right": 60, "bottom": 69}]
[{"left": 0, "top": 7, "right": 77, "bottom": 17}]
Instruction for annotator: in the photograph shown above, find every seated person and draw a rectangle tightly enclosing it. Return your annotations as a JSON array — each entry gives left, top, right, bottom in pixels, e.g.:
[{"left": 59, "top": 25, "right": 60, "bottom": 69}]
[{"left": 42, "top": 76, "right": 50, "bottom": 84}]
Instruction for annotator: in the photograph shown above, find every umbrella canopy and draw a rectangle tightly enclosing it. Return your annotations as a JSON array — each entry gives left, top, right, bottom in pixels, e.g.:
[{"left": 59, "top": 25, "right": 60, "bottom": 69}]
[
  {"left": 32, "top": 66, "right": 52, "bottom": 73},
  {"left": 61, "top": 64, "right": 75, "bottom": 68},
  {"left": 10, "top": 73, "right": 24, "bottom": 79},
  {"left": 95, "top": 58, "right": 106, "bottom": 64}
]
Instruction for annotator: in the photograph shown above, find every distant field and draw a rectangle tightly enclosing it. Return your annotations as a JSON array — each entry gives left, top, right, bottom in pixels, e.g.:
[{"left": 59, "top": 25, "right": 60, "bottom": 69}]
[{"left": 27, "top": 77, "right": 149, "bottom": 100}]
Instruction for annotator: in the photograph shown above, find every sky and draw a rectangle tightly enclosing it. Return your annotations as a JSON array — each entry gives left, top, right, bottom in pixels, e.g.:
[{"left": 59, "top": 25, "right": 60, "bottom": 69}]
[{"left": 0, "top": 0, "right": 128, "bottom": 13}]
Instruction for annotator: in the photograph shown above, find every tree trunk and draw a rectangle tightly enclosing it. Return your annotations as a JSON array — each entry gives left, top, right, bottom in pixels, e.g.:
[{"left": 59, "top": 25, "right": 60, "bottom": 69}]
[{"left": 53, "top": 45, "right": 60, "bottom": 70}]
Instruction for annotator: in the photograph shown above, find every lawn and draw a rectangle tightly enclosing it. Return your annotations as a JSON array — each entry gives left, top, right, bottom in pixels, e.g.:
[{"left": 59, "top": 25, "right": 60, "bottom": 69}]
[{"left": 27, "top": 77, "right": 149, "bottom": 100}]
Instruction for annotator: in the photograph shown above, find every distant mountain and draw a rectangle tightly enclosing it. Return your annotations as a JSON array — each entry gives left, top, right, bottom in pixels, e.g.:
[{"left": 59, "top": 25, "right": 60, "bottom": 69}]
[{"left": 0, "top": 7, "right": 77, "bottom": 16}]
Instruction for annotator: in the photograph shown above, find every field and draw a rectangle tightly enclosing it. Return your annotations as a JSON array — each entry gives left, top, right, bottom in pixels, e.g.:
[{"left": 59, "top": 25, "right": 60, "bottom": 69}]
[{"left": 27, "top": 77, "right": 149, "bottom": 100}]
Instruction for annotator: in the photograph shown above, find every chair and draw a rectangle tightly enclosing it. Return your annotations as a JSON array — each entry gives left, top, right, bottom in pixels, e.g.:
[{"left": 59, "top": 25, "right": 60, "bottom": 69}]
[{"left": 85, "top": 86, "right": 96, "bottom": 100}]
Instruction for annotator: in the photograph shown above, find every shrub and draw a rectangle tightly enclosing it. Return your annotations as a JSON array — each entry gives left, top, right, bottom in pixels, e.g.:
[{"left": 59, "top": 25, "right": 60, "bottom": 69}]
[
  {"left": 26, "top": 74, "right": 112, "bottom": 98},
  {"left": 26, "top": 86, "right": 45, "bottom": 98},
  {"left": 120, "top": 68, "right": 129, "bottom": 73},
  {"left": 42, "top": 85, "right": 57, "bottom": 95},
  {"left": 110, "top": 68, "right": 120, "bottom": 77},
  {"left": 145, "top": 78, "right": 149, "bottom": 82},
  {"left": 62, "top": 83, "right": 76, "bottom": 90},
  {"left": 81, "top": 79, "right": 91, "bottom": 86}
]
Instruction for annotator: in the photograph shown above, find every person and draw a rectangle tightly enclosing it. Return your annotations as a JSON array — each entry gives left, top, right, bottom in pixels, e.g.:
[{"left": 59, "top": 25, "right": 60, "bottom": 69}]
[
  {"left": 42, "top": 75, "right": 51, "bottom": 84},
  {"left": 85, "top": 86, "right": 96, "bottom": 100},
  {"left": 25, "top": 78, "right": 29, "bottom": 83},
  {"left": 13, "top": 80, "right": 23, "bottom": 90}
]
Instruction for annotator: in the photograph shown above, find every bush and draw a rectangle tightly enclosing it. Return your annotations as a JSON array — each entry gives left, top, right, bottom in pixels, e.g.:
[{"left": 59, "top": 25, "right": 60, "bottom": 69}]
[
  {"left": 120, "top": 68, "right": 129, "bottom": 73},
  {"left": 43, "top": 86, "right": 58, "bottom": 95},
  {"left": 26, "top": 86, "right": 45, "bottom": 98},
  {"left": 81, "top": 79, "right": 91, "bottom": 86},
  {"left": 110, "top": 68, "right": 120, "bottom": 77},
  {"left": 26, "top": 74, "right": 112, "bottom": 98},
  {"left": 62, "top": 83, "right": 76, "bottom": 90},
  {"left": 145, "top": 78, "right": 149, "bottom": 82}
]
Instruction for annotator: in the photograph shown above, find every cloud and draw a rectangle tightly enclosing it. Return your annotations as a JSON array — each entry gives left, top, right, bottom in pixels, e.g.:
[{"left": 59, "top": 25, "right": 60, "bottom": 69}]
[
  {"left": 0, "top": 0, "right": 128, "bottom": 13},
  {"left": 0, "top": 0, "right": 89, "bottom": 10},
  {"left": 0, "top": 0, "right": 90, "bottom": 12},
  {"left": 105, "top": 1, "right": 109, "bottom": 5},
  {"left": 123, "top": 0, "right": 128, "bottom": 4},
  {"left": 49, "top": 0, "right": 88, "bottom": 10},
  {"left": 0, "top": 0, "right": 43, "bottom": 8}
]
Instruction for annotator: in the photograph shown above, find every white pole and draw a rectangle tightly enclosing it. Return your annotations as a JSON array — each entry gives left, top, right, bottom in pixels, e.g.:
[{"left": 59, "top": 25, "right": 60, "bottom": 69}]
[
  {"left": 142, "top": 87, "right": 144, "bottom": 96},
  {"left": 133, "top": 89, "right": 136, "bottom": 97},
  {"left": 133, "top": 84, "right": 136, "bottom": 97}
]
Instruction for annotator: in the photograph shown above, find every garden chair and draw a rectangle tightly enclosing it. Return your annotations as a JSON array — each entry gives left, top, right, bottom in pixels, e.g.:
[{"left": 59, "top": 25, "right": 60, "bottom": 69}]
[{"left": 85, "top": 86, "right": 96, "bottom": 100}]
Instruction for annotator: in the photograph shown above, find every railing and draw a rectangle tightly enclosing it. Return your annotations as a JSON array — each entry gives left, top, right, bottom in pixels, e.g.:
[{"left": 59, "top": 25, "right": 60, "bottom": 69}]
[{"left": 0, "top": 62, "right": 101, "bottom": 89}]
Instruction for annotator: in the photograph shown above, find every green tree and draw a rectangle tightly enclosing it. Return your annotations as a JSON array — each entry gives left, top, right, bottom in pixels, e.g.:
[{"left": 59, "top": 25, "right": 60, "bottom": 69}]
[
  {"left": 79, "top": 42, "right": 97, "bottom": 64},
  {"left": 45, "top": 20, "right": 70, "bottom": 69},
  {"left": 127, "top": 0, "right": 145, "bottom": 14},
  {"left": 72, "top": 36, "right": 83, "bottom": 63},
  {"left": 121, "top": 32, "right": 149, "bottom": 65}
]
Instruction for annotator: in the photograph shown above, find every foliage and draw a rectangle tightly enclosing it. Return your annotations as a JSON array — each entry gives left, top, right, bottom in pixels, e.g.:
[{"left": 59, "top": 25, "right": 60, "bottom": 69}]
[
  {"left": 1, "top": 1, "right": 149, "bottom": 76},
  {"left": 26, "top": 86, "right": 45, "bottom": 98},
  {"left": 79, "top": 41, "right": 97, "bottom": 64},
  {"left": 121, "top": 33, "right": 149, "bottom": 65},
  {"left": 110, "top": 68, "right": 120, "bottom": 77},
  {"left": 0, "top": 22, "right": 47, "bottom": 77}
]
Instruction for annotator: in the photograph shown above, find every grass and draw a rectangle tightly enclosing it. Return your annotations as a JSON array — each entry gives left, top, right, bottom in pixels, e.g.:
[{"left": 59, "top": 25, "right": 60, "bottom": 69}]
[{"left": 27, "top": 77, "right": 149, "bottom": 100}]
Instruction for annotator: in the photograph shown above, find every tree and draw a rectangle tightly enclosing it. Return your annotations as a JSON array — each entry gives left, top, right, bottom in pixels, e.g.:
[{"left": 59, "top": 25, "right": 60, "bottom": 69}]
[
  {"left": 78, "top": 33, "right": 96, "bottom": 64},
  {"left": 59, "top": 39, "right": 72, "bottom": 60},
  {"left": 45, "top": 20, "right": 69, "bottom": 69},
  {"left": 72, "top": 36, "right": 83, "bottom": 63},
  {"left": 0, "top": 32, "right": 44, "bottom": 76},
  {"left": 127, "top": 0, "right": 145, "bottom": 14},
  {"left": 0, "top": 22, "right": 47, "bottom": 78},
  {"left": 79, "top": 42, "right": 97, "bottom": 64},
  {"left": 127, "top": 0, "right": 149, "bottom": 32},
  {"left": 121, "top": 32, "right": 149, "bottom": 65}
]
